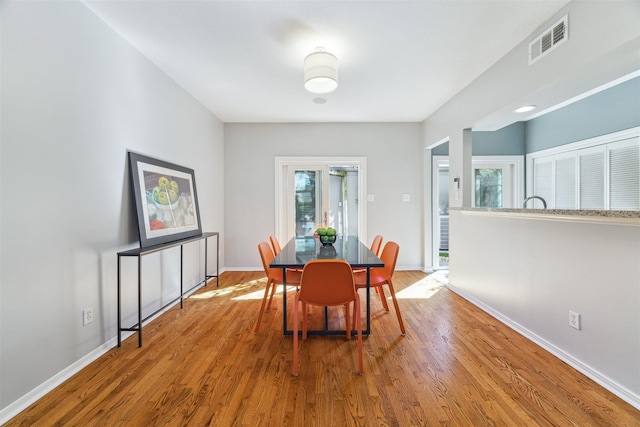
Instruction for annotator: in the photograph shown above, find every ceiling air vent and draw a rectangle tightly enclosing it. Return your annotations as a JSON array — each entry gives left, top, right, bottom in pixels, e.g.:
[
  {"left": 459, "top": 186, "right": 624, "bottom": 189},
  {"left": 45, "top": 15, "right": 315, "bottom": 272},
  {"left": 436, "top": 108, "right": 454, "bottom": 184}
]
[{"left": 529, "top": 15, "right": 568, "bottom": 65}]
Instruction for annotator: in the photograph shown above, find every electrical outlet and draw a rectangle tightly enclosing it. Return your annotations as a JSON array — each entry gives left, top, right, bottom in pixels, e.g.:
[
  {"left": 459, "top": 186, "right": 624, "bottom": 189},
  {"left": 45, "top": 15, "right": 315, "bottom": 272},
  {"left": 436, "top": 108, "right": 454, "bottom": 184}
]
[
  {"left": 569, "top": 310, "right": 580, "bottom": 330},
  {"left": 83, "top": 307, "right": 94, "bottom": 326}
]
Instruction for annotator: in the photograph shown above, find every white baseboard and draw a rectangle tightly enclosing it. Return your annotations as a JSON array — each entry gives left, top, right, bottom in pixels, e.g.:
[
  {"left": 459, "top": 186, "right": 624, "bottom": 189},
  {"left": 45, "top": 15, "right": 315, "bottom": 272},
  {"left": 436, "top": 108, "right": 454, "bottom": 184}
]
[
  {"left": 446, "top": 283, "right": 640, "bottom": 411},
  {"left": 0, "top": 280, "right": 211, "bottom": 425},
  {"left": 225, "top": 267, "right": 263, "bottom": 271},
  {"left": 0, "top": 338, "right": 116, "bottom": 425}
]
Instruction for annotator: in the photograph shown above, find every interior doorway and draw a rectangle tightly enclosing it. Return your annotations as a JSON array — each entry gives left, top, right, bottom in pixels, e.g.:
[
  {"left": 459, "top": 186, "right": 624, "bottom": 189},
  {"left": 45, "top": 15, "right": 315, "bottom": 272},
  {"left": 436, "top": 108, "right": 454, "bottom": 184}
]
[
  {"left": 432, "top": 157, "right": 450, "bottom": 269},
  {"left": 432, "top": 155, "right": 523, "bottom": 268}
]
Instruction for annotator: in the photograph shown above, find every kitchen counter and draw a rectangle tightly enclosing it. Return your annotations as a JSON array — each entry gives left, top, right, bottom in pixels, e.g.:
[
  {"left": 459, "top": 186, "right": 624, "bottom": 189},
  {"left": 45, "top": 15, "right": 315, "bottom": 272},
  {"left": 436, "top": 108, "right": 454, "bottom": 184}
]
[{"left": 449, "top": 207, "right": 640, "bottom": 225}]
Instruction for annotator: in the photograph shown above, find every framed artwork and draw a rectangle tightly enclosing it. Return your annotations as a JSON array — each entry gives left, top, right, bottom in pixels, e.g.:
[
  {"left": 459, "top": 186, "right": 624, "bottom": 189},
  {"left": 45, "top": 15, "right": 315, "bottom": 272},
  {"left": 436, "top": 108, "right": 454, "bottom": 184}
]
[{"left": 128, "top": 151, "right": 202, "bottom": 248}]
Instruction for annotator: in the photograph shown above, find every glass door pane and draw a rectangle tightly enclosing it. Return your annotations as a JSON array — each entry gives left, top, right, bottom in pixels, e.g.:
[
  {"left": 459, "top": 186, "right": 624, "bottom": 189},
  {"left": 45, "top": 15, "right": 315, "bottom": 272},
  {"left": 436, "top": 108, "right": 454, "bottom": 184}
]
[
  {"left": 287, "top": 166, "right": 329, "bottom": 239},
  {"left": 294, "top": 170, "right": 322, "bottom": 237}
]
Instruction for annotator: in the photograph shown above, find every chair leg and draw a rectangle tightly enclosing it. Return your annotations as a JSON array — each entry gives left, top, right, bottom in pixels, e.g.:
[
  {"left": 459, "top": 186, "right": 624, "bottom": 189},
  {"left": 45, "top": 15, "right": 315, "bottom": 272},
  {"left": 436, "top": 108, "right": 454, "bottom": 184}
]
[
  {"left": 385, "top": 279, "right": 406, "bottom": 335},
  {"left": 293, "top": 294, "right": 300, "bottom": 376},
  {"left": 302, "top": 302, "right": 308, "bottom": 340},
  {"left": 266, "top": 280, "right": 279, "bottom": 309},
  {"left": 352, "top": 289, "right": 359, "bottom": 327},
  {"left": 355, "top": 296, "right": 363, "bottom": 374},
  {"left": 254, "top": 279, "right": 274, "bottom": 334},
  {"left": 344, "top": 304, "right": 351, "bottom": 339},
  {"left": 377, "top": 285, "right": 390, "bottom": 311}
]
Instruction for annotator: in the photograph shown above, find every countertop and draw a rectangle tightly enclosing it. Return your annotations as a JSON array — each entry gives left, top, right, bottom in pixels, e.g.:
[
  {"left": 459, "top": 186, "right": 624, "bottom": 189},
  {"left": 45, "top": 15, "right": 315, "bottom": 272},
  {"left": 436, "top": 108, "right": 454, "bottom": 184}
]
[{"left": 448, "top": 207, "right": 640, "bottom": 224}]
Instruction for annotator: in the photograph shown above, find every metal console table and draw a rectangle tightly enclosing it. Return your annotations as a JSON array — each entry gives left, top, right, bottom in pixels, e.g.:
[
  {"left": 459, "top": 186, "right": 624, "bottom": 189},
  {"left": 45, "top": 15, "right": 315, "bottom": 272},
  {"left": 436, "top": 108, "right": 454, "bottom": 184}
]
[{"left": 117, "top": 231, "right": 219, "bottom": 347}]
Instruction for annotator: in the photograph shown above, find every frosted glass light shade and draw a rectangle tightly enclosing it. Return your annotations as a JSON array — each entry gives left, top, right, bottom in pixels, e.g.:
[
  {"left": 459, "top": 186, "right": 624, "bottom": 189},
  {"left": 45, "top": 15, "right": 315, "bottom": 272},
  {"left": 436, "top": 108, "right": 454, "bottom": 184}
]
[{"left": 304, "top": 48, "right": 338, "bottom": 94}]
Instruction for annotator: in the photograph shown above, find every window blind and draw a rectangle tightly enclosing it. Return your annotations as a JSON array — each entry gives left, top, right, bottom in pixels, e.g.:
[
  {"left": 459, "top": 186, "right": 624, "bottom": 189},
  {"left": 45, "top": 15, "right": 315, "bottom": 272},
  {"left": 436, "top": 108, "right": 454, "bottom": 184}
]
[
  {"left": 534, "top": 159, "right": 553, "bottom": 208},
  {"left": 555, "top": 155, "right": 576, "bottom": 209},
  {"left": 609, "top": 139, "right": 640, "bottom": 210},
  {"left": 579, "top": 149, "right": 605, "bottom": 210}
]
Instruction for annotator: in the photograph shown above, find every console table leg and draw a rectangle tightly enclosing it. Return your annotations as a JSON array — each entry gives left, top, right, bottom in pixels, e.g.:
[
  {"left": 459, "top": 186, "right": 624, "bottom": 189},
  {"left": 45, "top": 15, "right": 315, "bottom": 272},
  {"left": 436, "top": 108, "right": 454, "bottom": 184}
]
[
  {"left": 180, "top": 245, "right": 184, "bottom": 308},
  {"left": 138, "top": 255, "right": 142, "bottom": 347},
  {"left": 117, "top": 254, "right": 122, "bottom": 347}
]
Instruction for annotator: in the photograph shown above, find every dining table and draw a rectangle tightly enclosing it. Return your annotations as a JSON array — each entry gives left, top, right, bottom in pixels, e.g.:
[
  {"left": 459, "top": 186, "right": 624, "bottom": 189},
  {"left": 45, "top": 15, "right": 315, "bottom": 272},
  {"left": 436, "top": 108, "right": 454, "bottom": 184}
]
[{"left": 270, "top": 235, "right": 384, "bottom": 336}]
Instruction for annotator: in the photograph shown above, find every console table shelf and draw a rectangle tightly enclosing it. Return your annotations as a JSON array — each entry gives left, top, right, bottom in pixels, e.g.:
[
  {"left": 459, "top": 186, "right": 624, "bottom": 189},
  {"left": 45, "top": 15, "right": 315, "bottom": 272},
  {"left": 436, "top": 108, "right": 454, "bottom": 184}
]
[{"left": 117, "top": 231, "right": 219, "bottom": 347}]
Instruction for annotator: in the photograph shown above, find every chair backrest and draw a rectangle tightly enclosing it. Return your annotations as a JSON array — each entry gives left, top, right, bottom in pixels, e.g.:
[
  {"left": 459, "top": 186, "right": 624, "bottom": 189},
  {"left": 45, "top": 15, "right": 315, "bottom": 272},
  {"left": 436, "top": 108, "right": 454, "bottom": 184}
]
[
  {"left": 299, "top": 260, "right": 355, "bottom": 307},
  {"left": 258, "top": 242, "right": 276, "bottom": 277},
  {"left": 380, "top": 241, "right": 399, "bottom": 277},
  {"left": 269, "top": 235, "right": 282, "bottom": 256},
  {"left": 370, "top": 235, "right": 383, "bottom": 256}
]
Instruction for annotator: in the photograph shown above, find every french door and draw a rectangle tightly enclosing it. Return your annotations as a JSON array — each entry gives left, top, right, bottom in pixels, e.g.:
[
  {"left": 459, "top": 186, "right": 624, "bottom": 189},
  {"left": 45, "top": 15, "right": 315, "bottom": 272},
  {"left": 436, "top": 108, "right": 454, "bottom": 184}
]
[{"left": 275, "top": 157, "right": 367, "bottom": 244}]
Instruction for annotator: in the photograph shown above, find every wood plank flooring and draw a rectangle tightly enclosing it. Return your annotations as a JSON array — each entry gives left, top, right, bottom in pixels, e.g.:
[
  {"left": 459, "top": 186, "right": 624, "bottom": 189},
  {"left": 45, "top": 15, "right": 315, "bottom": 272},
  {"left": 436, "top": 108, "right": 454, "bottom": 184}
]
[{"left": 6, "top": 271, "right": 639, "bottom": 426}]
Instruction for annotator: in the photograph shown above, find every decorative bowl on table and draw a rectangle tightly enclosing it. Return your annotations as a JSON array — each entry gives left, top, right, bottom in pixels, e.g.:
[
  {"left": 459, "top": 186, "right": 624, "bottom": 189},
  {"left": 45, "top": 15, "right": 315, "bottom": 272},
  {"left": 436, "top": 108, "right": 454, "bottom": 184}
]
[{"left": 319, "top": 234, "right": 337, "bottom": 245}]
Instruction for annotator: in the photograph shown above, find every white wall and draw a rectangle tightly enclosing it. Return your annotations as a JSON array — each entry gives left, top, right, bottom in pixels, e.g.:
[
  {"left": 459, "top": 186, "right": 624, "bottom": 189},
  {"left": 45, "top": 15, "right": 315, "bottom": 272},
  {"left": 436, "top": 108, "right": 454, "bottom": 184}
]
[
  {"left": 224, "top": 123, "right": 423, "bottom": 270},
  {"left": 0, "top": 1, "right": 224, "bottom": 416},
  {"left": 449, "top": 211, "right": 640, "bottom": 408}
]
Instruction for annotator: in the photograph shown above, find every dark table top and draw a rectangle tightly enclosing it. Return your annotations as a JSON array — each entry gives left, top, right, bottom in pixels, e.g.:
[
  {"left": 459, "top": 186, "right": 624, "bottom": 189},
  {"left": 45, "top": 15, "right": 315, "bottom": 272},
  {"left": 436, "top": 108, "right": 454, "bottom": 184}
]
[{"left": 270, "top": 236, "right": 383, "bottom": 269}]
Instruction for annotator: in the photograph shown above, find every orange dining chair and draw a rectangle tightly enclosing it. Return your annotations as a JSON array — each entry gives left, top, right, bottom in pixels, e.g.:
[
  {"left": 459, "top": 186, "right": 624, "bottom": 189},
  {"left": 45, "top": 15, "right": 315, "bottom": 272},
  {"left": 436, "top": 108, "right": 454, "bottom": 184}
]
[
  {"left": 269, "top": 235, "right": 302, "bottom": 272},
  {"left": 353, "top": 241, "right": 405, "bottom": 335},
  {"left": 255, "top": 242, "right": 302, "bottom": 334},
  {"left": 354, "top": 235, "right": 383, "bottom": 297},
  {"left": 292, "top": 259, "right": 363, "bottom": 376},
  {"left": 269, "top": 235, "right": 283, "bottom": 255},
  {"left": 370, "top": 234, "right": 383, "bottom": 257}
]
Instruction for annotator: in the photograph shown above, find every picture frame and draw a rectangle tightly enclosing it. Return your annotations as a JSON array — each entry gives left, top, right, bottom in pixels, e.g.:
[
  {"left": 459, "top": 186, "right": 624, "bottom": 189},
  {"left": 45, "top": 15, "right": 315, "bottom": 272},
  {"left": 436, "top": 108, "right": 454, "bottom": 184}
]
[{"left": 128, "top": 151, "right": 202, "bottom": 248}]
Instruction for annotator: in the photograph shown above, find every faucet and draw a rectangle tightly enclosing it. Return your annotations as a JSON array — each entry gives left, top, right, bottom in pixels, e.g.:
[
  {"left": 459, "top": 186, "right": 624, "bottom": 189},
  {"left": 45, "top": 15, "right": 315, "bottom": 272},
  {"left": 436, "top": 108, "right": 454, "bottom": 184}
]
[{"left": 523, "top": 196, "right": 547, "bottom": 209}]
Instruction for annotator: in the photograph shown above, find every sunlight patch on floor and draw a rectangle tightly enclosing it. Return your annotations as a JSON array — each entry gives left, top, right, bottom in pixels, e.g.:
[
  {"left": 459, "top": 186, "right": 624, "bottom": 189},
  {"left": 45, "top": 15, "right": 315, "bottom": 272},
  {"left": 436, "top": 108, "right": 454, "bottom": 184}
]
[
  {"left": 189, "top": 277, "right": 269, "bottom": 300},
  {"left": 231, "top": 284, "right": 297, "bottom": 301},
  {"left": 395, "top": 273, "right": 447, "bottom": 299}
]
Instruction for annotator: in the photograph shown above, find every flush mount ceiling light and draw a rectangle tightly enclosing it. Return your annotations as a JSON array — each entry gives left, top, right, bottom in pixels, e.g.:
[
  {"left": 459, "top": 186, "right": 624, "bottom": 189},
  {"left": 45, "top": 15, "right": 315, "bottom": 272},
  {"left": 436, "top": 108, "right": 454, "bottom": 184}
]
[
  {"left": 514, "top": 105, "right": 537, "bottom": 113},
  {"left": 304, "top": 46, "right": 338, "bottom": 94}
]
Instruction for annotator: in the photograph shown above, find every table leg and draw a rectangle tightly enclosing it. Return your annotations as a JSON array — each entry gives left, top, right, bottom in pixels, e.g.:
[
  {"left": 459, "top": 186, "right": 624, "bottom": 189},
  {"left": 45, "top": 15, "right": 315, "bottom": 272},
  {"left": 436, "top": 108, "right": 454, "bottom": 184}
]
[{"left": 282, "top": 268, "right": 287, "bottom": 335}]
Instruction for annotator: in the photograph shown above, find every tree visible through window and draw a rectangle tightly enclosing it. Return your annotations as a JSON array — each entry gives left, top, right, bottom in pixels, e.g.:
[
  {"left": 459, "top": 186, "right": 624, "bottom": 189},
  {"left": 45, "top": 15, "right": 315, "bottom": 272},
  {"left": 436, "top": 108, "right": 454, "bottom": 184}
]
[{"left": 475, "top": 168, "right": 503, "bottom": 208}]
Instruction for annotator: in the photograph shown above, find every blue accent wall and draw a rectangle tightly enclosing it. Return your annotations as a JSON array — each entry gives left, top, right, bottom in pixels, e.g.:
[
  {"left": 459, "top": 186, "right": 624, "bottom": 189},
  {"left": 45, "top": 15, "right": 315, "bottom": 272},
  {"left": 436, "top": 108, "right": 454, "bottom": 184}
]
[
  {"left": 526, "top": 77, "right": 640, "bottom": 153},
  {"left": 430, "top": 122, "right": 526, "bottom": 156},
  {"left": 431, "top": 141, "right": 449, "bottom": 155},
  {"left": 430, "top": 77, "right": 639, "bottom": 157},
  {"left": 473, "top": 122, "right": 525, "bottom": 155}
]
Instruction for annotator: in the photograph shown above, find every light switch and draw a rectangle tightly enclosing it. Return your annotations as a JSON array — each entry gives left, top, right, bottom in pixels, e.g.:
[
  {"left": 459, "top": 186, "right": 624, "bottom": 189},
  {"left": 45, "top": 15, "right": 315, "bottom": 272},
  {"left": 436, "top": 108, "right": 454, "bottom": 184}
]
[
  {"left": 367, "top": 194, "right": 375, "bottom": 202},
  {"left": 402, "top": 193, "right": 411, "bottom": 202}
]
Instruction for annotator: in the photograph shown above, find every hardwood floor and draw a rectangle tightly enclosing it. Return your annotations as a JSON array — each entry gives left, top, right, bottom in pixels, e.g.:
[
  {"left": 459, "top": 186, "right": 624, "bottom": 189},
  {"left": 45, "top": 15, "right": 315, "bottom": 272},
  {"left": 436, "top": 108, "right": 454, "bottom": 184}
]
[{"left": 6, "top": 271, "right": 639, "bottom": 426}]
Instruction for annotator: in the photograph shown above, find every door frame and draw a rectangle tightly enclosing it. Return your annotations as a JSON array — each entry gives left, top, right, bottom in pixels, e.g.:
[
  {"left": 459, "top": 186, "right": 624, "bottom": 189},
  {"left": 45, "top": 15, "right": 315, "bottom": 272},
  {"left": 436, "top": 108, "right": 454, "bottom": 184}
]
[{"left": 275, "top": 156, "right": 367, "bottom": 245}]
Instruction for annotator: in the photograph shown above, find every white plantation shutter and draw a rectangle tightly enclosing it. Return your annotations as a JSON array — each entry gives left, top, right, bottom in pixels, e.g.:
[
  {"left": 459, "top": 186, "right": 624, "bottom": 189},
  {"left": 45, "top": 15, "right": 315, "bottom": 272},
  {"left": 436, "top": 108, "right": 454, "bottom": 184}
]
[
  {"left": 533, "top": 158, "right": 553, "bottom": 208},
  {"left": 528, "top": 129, "right": 639, "bottom": 211},
  {"left": 609, "top": 138, "right": 640, "bottom": 210},
  {"left": 579, "top": 146, "right": 606, "bottom": 210},
  {"left": 555, "top": 154, "right": 576, "bottom": 209}
]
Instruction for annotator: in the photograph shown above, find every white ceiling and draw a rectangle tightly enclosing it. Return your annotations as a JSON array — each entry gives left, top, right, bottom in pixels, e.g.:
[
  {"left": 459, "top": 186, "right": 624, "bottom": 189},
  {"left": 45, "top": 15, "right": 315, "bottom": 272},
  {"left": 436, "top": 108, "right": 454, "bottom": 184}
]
[{"left": 84, "top": 0, "right": 570, "bottom": 124}]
